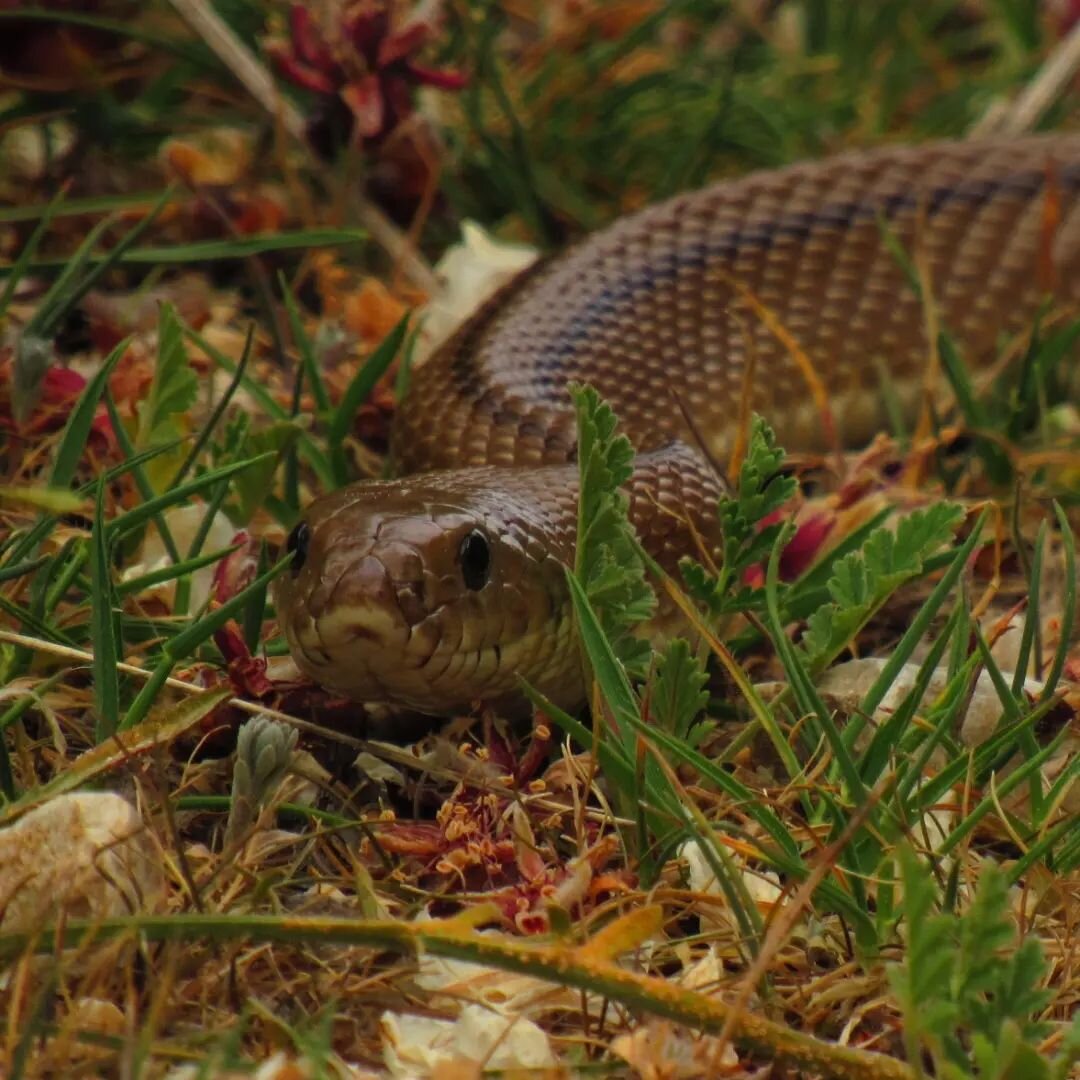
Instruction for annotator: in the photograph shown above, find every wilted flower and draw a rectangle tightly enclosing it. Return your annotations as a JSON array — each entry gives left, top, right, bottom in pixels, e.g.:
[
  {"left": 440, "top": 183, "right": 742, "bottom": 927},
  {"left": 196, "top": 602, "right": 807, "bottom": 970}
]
[
  {"left": 0, "top": 361, "right": 115, "bottom": 449},
  {"left": 266, "top": 2, "right": 467, "bottom": 148}
]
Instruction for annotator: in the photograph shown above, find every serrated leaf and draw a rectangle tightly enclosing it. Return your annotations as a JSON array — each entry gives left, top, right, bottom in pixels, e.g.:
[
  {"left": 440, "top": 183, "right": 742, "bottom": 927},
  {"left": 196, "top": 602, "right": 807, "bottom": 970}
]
[
  {"left": 651, "top": 638, "right": 709, "bottom": 740},
  {"left": 999, "top": 1039, "right": 1051, "bottom": 1080},
  {"left": 722, "top": 417, "right": 797, "bottom": 565},
  {"left": 799, "top": 503, "right": 964, "bottom": 670},
  {"left": 679, "top": 557, "right": 725, "bottom": 614},
  {"left": 888, "top": 848, "right": 1061, "bottom": 1076},
  {"left": 1049, "top": 1015, "right": 1080, "bottom": 1080},
  {"left": 570, "top": 384, "right": 655, "bottom": 675},
  {"left": 231, "top": 421, "right": 303, "bottom": 524},
  {"left": 679, "top": 416, "right": 796, "bottom": 615}
]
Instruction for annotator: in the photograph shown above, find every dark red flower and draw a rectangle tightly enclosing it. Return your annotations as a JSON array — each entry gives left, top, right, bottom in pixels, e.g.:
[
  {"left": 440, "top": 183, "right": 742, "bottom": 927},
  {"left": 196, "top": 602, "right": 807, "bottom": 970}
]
[
  {"left": 1054, "top": 0, "right": 1080, "bottom": 34},
  {"left": 266, "top": 2, "right": 467, "bottom": 147},
  {"left": 742, "top": 509, "right": 834, "bottom": 588},
  {"left": 0, "top": 361, "right": 115, "bottom": 449}
]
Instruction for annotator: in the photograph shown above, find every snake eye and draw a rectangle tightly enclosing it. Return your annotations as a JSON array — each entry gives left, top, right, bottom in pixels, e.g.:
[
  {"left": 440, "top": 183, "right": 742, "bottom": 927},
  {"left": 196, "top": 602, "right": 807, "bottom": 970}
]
[
  {"left": 459, "top": 529, "right": 491, "bottom": 591},
  {"left": 286, "top": 521, "right": 310, "bottom": 577}
]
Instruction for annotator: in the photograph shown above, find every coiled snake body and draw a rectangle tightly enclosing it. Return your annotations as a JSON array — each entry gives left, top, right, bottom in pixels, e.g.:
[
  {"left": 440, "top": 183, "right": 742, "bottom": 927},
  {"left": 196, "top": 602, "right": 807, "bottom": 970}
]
[{"left": 276, "top": 134, "right": 1080, "bottom": 715}]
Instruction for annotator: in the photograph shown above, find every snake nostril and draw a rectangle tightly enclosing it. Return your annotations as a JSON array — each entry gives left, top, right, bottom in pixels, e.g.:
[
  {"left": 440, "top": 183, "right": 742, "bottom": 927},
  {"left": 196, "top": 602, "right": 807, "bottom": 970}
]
[{"left": 286, "top": 521, "right": 311, "bottom": 577}]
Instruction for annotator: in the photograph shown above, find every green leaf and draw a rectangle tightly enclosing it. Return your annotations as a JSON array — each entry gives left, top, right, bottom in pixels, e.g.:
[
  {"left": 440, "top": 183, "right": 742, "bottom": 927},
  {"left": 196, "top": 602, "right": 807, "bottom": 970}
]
[
  {"left": 280, "top": 273, "right": 329, "bottom": 414},
  {"left": 105, "top": 453, "right": 275, "bottom": 542},
  {"left": 115, "top": 544, "right": 241, "bottom": 599},
  {"left": 563, "top": 570, "right": 692, "bottom": 872},
  {"left": 136, "top": 303, "right": 199, "bottom": 488},
  {"left": 187, "top": 325, "right": 335, "bottom": 491},
  {"left": 15, "top": 187, "right": 174, "bottom": 421},
  {"left": 887, "top": 847, "right": 958, "bottom": 1067},
  {"left": 1000, "top": 1039, "right": 1051, "bottom": 1080},
  {"left": 0, "top": 486, "right": 86, "bottom": 513},
  {"left": 887, "top": 848, "right": 1063, "bottom": 1076},
  {"left": 800, "top": 502, "right": 964, "bottom": 671},
  {"left": 570, "top": 383, "right": 655, "bottom": 675},
  {"left": 0, "top": 555, "right": 49, "bottom": 587},
  {"left": 232, "top": 421, "right": 303, "bottom": 524},
  {"left": 1049, "top": 1014, "right": 1080, "bottom": 1080},
  {"left": 0, "top": 688, "right": 233, "bottom": 827},
  {"left": 937, "top": 330, "right": 1012, "bottom": 483},
  {"left": 564, "top": 570, "right": 640, "bottom": 731},
  {"left": 763, "top": 521, "right": 867, "bottom": 803},
  {"left": 120, "top": 556, "right": 291, "bottom": 731},
  {"left": 650, "top": 638, "right": 710, "bottom": 741},
  {"left": 103, "top": 387, "right": 181, "bottom": 570},
  {"left": 726, "top": 418, "right": 795, "bottom": 539},
  {"left": 243, "top": 541, "right": 270, "bottom": 654},
  {"left": 328, "top": 314, "right": 410, "bottom": 485},
  {"left": 0, "top": 183, "right": 67, "bottom": 319},
  {"left": 681, "top": 415, "right": 796, "bottom": 615},
  {"left": 8, "top": 229, "right": 367, "bottom": 271}
]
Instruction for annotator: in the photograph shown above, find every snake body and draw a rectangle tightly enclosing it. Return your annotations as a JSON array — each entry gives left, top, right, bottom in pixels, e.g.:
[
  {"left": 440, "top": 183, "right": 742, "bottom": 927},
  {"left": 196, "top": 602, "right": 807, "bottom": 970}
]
[{"left": 276, "top": 134, "right": 1080, "bottom": 715}]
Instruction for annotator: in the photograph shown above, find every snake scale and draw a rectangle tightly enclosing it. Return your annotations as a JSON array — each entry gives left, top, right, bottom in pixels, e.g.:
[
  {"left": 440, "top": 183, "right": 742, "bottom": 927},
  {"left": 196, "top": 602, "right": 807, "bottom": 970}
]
[{"left": 275, "top": 134, "right": 1080, "bottom": 716}]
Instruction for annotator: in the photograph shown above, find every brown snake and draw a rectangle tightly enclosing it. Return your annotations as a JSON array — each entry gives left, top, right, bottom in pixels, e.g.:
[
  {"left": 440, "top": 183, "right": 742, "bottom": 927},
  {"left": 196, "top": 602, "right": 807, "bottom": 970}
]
[{"left": 275, "top": 134, "right": 1080, "bottom": 716}]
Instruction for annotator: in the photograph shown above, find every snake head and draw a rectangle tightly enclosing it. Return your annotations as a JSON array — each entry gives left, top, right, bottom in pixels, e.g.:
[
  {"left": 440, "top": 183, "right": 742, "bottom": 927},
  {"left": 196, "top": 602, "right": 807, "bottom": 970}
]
[{"left": 274, "top": 465, "right": 584, "bottom": 716}]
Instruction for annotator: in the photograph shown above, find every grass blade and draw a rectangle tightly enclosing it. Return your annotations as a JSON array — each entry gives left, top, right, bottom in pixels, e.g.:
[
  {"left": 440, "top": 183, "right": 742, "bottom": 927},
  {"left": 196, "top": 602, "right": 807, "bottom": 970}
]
[
  {"left": 0, "top": 183, "right": 67, "bottom": 317},
  {"left": 1037, "top": 504, "right": 1076, "bottom": 705},
  {"left": 120, "top": 556, "right": 291, "bottom": 731},
  {"left": 852, "top": 512, "right": 987, "bottom": 737},
  {"left": 90, "top": 478, "right": 121, "bottom": 741},
  {"left": 104, "top": 453, "right": 276, "bottom": 542},
  {"left": 11, "top": 229, "right": 366, "bottom": 271},
  {"left": 328, "top": 314, "right": 410, "bottom": 485},
  {"left": 49, "top": 337, "right": 131, "bottom": 489}
]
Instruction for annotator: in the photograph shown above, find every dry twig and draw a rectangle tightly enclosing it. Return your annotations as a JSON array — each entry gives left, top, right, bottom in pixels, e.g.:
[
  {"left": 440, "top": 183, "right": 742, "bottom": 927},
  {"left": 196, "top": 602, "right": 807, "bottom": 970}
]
[{"left": 970, "top": 20, "right": 1080, "bottom": 137}]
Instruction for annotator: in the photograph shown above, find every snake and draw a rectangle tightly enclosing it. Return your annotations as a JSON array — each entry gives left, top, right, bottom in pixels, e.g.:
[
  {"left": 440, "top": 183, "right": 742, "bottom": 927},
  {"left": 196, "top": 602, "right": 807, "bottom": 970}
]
[{"left": 274, "top": 133, "right": 1080, "bottom": 717}]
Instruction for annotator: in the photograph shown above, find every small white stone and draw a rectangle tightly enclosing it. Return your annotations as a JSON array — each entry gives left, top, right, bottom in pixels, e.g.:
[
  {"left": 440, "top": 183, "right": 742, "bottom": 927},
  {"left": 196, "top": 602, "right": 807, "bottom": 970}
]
[
  {"left": 415, "top": 222, "right": 539, "bottom": 362},
  {"left": 381, "top": 1003, "right": 557, "bottom": 1076},
  {"left": 119, "top": 503, "right": 238, "bottom": 610},
  {"left": 0, "top": 792, "right": 164, "bottom": 934}
]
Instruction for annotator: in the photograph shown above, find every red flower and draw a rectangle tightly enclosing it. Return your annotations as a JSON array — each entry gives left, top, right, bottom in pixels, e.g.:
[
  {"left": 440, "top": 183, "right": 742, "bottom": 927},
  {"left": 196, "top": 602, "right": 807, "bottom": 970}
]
[
  {"left": 742, "top": 509, "right": 834, "bottom": 588},
  {"left": 267, "top": 3, "right": 467, "bottom": 146},
  {"left": 1054, "top": 0, "right": 1080, "bottom": 34},
  {"left": 0, "top": 362, "right": 115, "bottom": 448}
]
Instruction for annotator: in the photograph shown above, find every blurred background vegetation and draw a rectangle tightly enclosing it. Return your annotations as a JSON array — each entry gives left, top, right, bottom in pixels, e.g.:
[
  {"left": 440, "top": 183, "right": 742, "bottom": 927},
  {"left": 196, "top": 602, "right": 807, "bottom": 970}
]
[{"left": 2, "top": 1, "right": 1077, "bottom": 261}]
